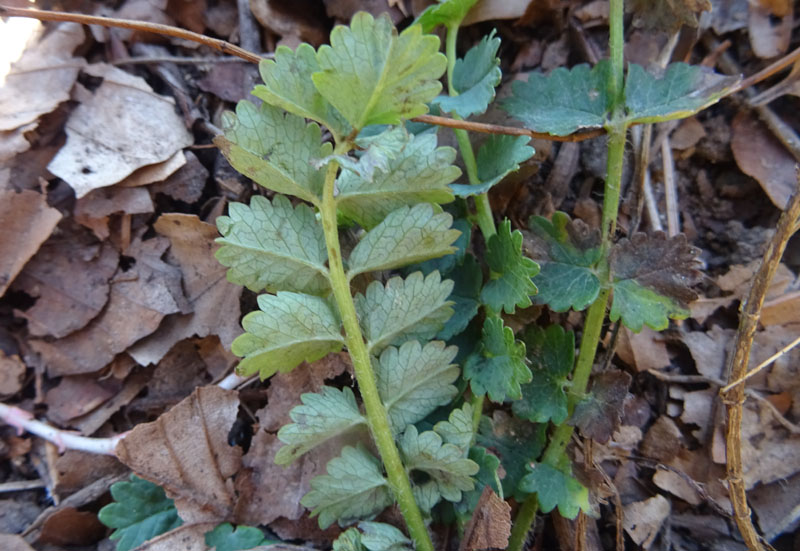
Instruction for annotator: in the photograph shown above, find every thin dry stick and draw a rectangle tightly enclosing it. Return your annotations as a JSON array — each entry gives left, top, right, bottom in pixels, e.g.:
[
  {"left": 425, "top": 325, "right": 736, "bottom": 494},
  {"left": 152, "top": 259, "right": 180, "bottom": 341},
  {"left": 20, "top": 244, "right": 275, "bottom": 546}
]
[
  {"left": 721, "top": 334, "right": 800, "bottom": 393},
  {"left": 661, "top": 136, "right": 679, "bottom": 236},
  {"left": 720, "top": 175, "right": 800, "bottom": 551},
  {"left": 732, "top": 45, "right": 800, "bottom": 95},
  {"left": 411, "top": 114, "right": 606, "bottom": 142}
]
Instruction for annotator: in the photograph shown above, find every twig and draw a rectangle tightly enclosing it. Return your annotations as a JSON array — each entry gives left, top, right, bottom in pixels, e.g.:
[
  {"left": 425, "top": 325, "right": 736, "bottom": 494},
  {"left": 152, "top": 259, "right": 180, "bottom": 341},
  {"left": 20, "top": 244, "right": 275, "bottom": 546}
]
[
  {"left": 732, "top": 45, "right": 800, "bottom": 95},
  {"left": 411, "top": 114, "right": 606, "bottom": 142},
  {"left": 661, "top": 136, "right": 679, "bottom": 236},
  {"left": 720, "top": 172, "right": 800, "bottom": 551},
  {"left": 721, "top": 334, "right": 800, "bottom": 393},
  {"left": 112, "top": 55, "right": 267, "bottom": 65},
  {"left": 0, "top": 479, "right": 46, "bottom": 493}
]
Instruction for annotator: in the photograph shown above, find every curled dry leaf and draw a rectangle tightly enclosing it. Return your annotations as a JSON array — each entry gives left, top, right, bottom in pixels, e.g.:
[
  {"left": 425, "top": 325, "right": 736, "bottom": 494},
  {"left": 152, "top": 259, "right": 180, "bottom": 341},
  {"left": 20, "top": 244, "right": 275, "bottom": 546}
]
[{"left": 115, "top": 386, "right": 242, "bottom": 522}]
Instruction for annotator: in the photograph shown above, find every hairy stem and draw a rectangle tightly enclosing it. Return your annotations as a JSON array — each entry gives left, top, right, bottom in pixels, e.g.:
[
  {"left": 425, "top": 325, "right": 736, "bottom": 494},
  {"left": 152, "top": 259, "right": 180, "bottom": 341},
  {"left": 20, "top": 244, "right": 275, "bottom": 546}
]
[
  {"left": 507, "top": 493, "right": 539, "bottom": 551},
  {"left": 319, "top": 154, "right": 433, "bottom": 551}
]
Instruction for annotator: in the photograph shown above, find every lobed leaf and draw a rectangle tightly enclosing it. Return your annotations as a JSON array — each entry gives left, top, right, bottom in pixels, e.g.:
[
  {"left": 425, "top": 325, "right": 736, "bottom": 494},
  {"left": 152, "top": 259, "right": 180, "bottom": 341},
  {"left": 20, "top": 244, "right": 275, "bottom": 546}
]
[
  {"left": 302, "top": 445, "right": 392, "bottom": 529},
  {"left": 313, "top": 12, "right": 446, "bottom": 130},
  {"left": 463, "top": 316, "right": 530, "bottom": 403},
  {"left": 332, "top": 126, "right": 411, "bottom": 183},
  {"left": 624, "top": 62, "right": 739, "bottom": 125},
  {"left": 609, "top": 232, "right": 700, "bottom": 331},
  {"left": 252, "top": 44, "right": 351, "bottom": 140},
  {"left": 204, "top": 523, "right": 274, "bottom": 551},
  {"left": 359, "top": 521, "right": 414, "bottom": 551},
  {"left": 377, "top": 340, "right": 459, "bottom": 434},
  {"left": 434, "top": 30, "right": 501, "bottom": 118},
  {"left": 512, "top": 325, "right": 575, "bottom": 425},
  {"left": 501, "top": 61, "right": 611, "bottom": 136},
  {"left": 480, "top": 219, "right": 540, "bottom": 314},
  {"left": 232, "top": 292, "right": 344, "bottom": 379},
  {"left": 347, "top": 204, "right": 460, "bottom": 277},
  {"left": 215, "top": 195, "right": 329, "bottom": 295},
  {"left": 415, "top": 0, "right": 478, "bottom": 32},
  {"left": 334, "top": 529, "right": 364, "bottom": 551},
  {"left": 214, "top": 102, "right": 331, "bottom": 204},
  {"left": 517, "top": 463, "right": 590, "bottom": 519},
  {"left": 433, "top": 402, "right": 474, "bottom": 452},
  {"left": 276, "top": 386, "right": 366, "bottom": 465},
  {"left": 527, "top": 212, "right": 602, "bottom": 312},
  {"left": 336, "top": 132, "right": 459, "bottom": 229},
  {"left": 450, "top": 135, "right": 534, "bottom": 197},
  {"left": 438, "top": 253, "right": 482, "bottom": 340},
  {"left": 569, "top": 370, "right": 632, "bottom": 444},
  {"left": 356, "top": 271, "right": 454, "bottom": 354}
]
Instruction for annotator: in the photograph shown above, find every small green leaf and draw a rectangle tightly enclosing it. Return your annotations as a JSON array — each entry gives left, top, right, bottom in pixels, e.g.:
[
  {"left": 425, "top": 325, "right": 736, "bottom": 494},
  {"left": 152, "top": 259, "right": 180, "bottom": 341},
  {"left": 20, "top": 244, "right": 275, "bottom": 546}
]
[
  {"left": 512, "top": 325, "right": 575, "bottom": 425},
  {"left": 609, "top": 232, "right": 700, "bottom": 331},
  {"left": 450, "top": 135, "right": 534, "bottom": 197},
  {"left": 433, "top": 402, "right": 474, "bottom": 452},
  {"left": 336, "top": 132, "right": 459, "bottom": 229},
  {"left": 252, "top": 44, "right": 350, "bottom": 140},
  {"left": 205, "top": 523, "right": 273, "bottom": 551},
  {"left": 453, "top": 446, "right": 503, "bottom": 521},
  {"left": 480, "top": 219, "right": 539, "bottom": 314},
  {"left": 334, "top": 126, "right": 412, "bottom": 183},
  {"left": 359, "top": 521, "right": 413, "bottom": 551},
  {"left": 313, "top": 13, "right": 446, "bottom": 130},
  {"left": 463, "top": 316, "right": 530, "bottom": 402},
  {"left": 527, "top": 212, "right": 602, "bottom": 312},
  {"left": 347, "top": 204, "right": 460, "bottom": 277},
  {"left": 232, "top": 293, "right": 344, "bottom": 379},
  {"left": 214, "top": 102, "right": 331, "bottom": 204},
  {"left": 415, "top": 0, "right": 478, "bottom": 32},
  {"left": 377, "top": 340, "right": 459, "bottom": 434},
  {"left": 570, "top": 370, "right": 632, "bottom": 444},
  {"left": 518, "top": 463, "right": 590, "bottom": 519},
  {"left": 501, "top": 61, "right": 611, "bottom": 136},
  {"left": 625, "top": 62, "right": 740, "bottom": 125},
  {"left": 276, "top": 386, "right": 366, "bottom": 465},
  {"left": 216, "top": 195, "right": 329, "bottom": 295},
  {"left": 434, "top": 30, "right": 501, "bottom": 118},
  {"left": 98, "top": 475, "right": 181, "bottom": 551},
  {"left": 357, "top": 271, "right": 454, "bottom": 354},
  {"left": 334, "top": 528, "right": 364, "bottom": 551},
  {"left": 438, "top": 253, "right": 482, "bottom": 340},
  {"left": 302, "top": 445, "right": 392, "bottom": 529}
]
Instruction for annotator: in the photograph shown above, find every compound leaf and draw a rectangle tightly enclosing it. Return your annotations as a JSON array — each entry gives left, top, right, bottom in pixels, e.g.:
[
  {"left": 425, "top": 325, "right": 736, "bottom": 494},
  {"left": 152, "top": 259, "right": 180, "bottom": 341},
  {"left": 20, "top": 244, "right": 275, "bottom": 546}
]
[
  {"left": 377, "top": 340, "right": 459, "bottom": 434},
  {"left": 609, "top": 232, "right": 701, "bottom": 331},
  {"left": 625, "top": 62, "right": 740, "bottom": 125},
  {"left": 98, "top": 475, "right": 181, "bottom": 551},
  {"left": 253, "top": 44, "right": 350, "bottom": 141},
  {"left": 480, "top": 219, "right": 539, "bottom": 314},
  {"left": 313, "top": 13, "right": 446, "bottom": 130},
  {"left": 512, "top": 325, "right": 575, "bottom": 425},
  {"left": 215, "top": 102, "right": 331, "bottom": 204},
  {"left": 451, "top": 135, "right": 534, "bottom": 197},
  {"left": 463, "top": 316, "right": 530, "bottom": 403},
  {"left": 357, "top": 271, "right": 454, "bottom": 354},
  {"left": 501, "top": 61, "right": 611, "bottom": 136},
  {"left": 347, "top": 204, "right": 460, "bottom": 277},
  {"left": 570, "top": 370, "right": 632, "bottom": 444},
  {"left": 415, "top": 0, "right": 478, "bottom": 32},
  {"left": 337, "top": 132, "right": 458, "bottom": 229},
  {"left": 518, "top": 463, "right": 590, "bottom": 519},
  {"left": 205, "top": 523, "right": 274, "bottom": 551},
  {"left": 216, "top": 195, "right": 329, "bottom": 295},
  {"left": 434, "top": 30, "right": 501, "bottom": 118},
  {"left": 302, "top": 445, "right": 393, "bottom": 529},
  {"left": 232, "top": 293, "right": 344, "bottom": 379},
  {"left": 527, "top": 212, "right": 602, "bottom": 312},
  {"left": 359, "top": 521, "right": 413, "bottom": 551},
  {"left": 276, "top": 386, "right": 366, "bottom": 465}
]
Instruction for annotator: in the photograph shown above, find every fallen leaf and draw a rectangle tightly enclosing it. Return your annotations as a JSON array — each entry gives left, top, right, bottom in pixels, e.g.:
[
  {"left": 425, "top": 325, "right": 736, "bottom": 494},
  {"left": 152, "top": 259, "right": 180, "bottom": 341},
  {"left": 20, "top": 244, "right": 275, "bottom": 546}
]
[
  {"left": 149, "top": 150, "right": 208, "bottom": 204},
  {"left": 53, "top": 450, "right": 126, "bottom": 497},
  {"left": 749, "top": 471, "right": 800, "bottom": 540},
  {"left": 118, "top": 150, "right": 186, "bottom": 188},
  {"left": 45, "top": 375, "right": 116, "bottom": 424},
  {"left": 0, "top": 189, "right": 63, "bottom": 297},
  {"left": 623, "top": 494, "right": 670, "bottom": 549},
  {"left": 128, "top": 522, "right": 217, "bottom": 551},
  {"left": 748, "top": 0, "right": 793, "bottom": 58},
  {"left": 707, "top": 0, "right": 749, "bottom": 33},
  {"left": 670, "top": 117, "right": 706, "bottom": 150},
  {"left": 269, "top": 513, "right": 342, "bottom": 544},
  {"left": 252, "top": 0, "right": 329, "bottom": 45},
  {"left": 39, "top": 506, "right": 106, "bottom": 546},
  {"left": 463, "top": 0, "right": 532, "bottom": 25},
  {"left": 0, "top": 534, "right": 36, "bottom": 551},
  {"left": 640, "top": 416, "right": 683, "bottom": 463},
  {"left": 71, "top": 366, "right": 152, "bottom": 436},
  {"left": 616, "top": 326, "right": 671, "bottom": 372},
  {"left": 144, "top": 340, "right": 213, "bottom": 407},
  {"left": 0, "top": 352, "right": 26, "bottom": 395},
  {"left": 570, "top": 370, "right": 632, "bottom": 443},
  {"left": 166, "top": 0, "right": 208, "bottom": 33},
  {"left": 47, "top": 63, "right": 193, "bottom": 198},
  {"left": 115, "top": 386, "right": 242, "bottom": 522},
  {"left": 761, "top": 290, "right": 800, "bottom": 326},
  {"left": 197, "top": 64, "right": 250, "bottom": 102},
  {"left": 0, "top": 126, "right": 33, "bottom": 164},
  {"left": 628, "top": 0, "right": 711, "bottom": 31},
  {"left": 458, "top": 486, "right": 511, "bottom": 551}
]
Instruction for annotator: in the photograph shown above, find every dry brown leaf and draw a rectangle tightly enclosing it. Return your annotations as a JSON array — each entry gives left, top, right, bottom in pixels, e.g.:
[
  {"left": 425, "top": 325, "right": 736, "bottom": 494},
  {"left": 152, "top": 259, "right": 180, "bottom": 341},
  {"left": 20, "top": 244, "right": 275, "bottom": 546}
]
[
  {"left": 118, "top": 150, "right": 186, "bottom": 188},
  {"left": 149, "top": 150, "right": 208, "bottom": 204},
  {"left": 459, "top": 486, "right": 511, "bottom": 551},
  {"left": 53, "top": 450, "right": 126, "bottom": 497},
  {"left": 0, "top": 189, "right": 63, "bottom": 297},
  {"left": 749, "top": 471, "right": 800, "bottom": 541},
  {"left": 197, "top": 64, "right": 250, "bottom": 103},
  {"left": 707, "top": 0, "right": 749, "bottom": 34},
  {"left": 74, "top": 186, "right": 154, "bottom": 240},
  {"left": 641, "top": 416, "right": 682, "bottom": 463},
  {"left": 617, "top": 326, "right": 671, "bottom": 372},
  {"left": 748, "top": 0, "right": 793, "bottom": 58},
  {"left": 761, "top": 290, "right": 800, "bottom": 326},
  {"left": 129, "top": 522, "right": 217, "bottom": 551},
  {"left": 0, "top": 534, "right": 36, "bottom": 551},
  {"left": 0, "top": 351, "right": 26, "bottom": 395},
  {"left": 144, "top": 340, "right": 212, "bottom": 407},
  {"left": 12, "top": 226, "right": 118, "bottom": 338},
  {"left": 741, "top": 396, "right": 800, "bottom": 488},
  {"left": 463, "top": 0, "right": 532, "bottom": 25},
  {"left": 45, "top": 375, "right": 116, "bottom": 424},
  {"left": 0, "top": 126, "right": 33, "bottom": 164},
  {"left": 623, "top": 494, "right": 670, "bottom": 549},
  {"left": 115, "top": 386, "right": 242, "bottom": 522},
  {"left": 39, "top": 506, "right": 106, "bottom": 546},
  {"left": 670, "top": 117, "right": 706, "bottom": 150},
  {"left": 253, "top": 0, "right": 329, "bottom": 45},
  {"left": 127, "top": 214, "right": 242, "bottom": 366},
  {"left": 47, "top": 63, "right": 192, "bottom": 198},
  {"left": 269, "top": 513, "right": 342, "bottom": 544},
  {"left": 166, "top": 0, "right": 208, "bottom": 33},
  {"left": 72, "top": 366, "right": 152, "bottom": 435}
]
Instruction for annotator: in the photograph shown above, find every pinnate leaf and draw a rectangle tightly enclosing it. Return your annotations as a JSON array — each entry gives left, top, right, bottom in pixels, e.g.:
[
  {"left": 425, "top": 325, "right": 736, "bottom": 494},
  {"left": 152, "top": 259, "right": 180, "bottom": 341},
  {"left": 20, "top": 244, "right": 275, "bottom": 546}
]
[
  {"left": 302, "top": 445, "right": 392, "bottom": 529},
  {"left": 215, "top": 195, "right": 329, "bottom": 295},
  {"left": 204, "top": 523, "right": 273, "bottom": 551},
  {"left": 232, "top": 293, "right": 344, "bottom": 379},
  {"left": 434, "top": 30, "right": 501, "bottom": 118},
  {"left": 415, "top": 0, "right": 478, "bottom": 31},
  {"left": 624, "top": 62, "right": 740, "bottom": 125},
  {"left": 312, "top": 13, "right": 446, "bottom": 130},
  {"left": 98, "top": 475, "right": 181, "bottom": 551},
  {"left": 336, "top": 132, "right": 458, "bottom": 229},
  {"left": 377, "top": 340, "right": 459, "bottom": 433},
  {"left": 347, "top": 204, "right": 460, "bottom": 277},
  {"left": 356, "top": 271, "right": 453, "bottom": 354},
  {"left": 276, "top": 386, "right": 366, "bottom": 465},
  {"left": 463, "top": 316, "right": 530, "bottom": 402},
  {"left": 215, "top": 102, "right": 331, "bottom": 204},
  {"left": 570, "top": 370, "right": 632, "bottom": 443},
  {"left": 512, "top": 325, "right": 575, "bottom": 424},
  {"left": 252, "top": 44, "right": 350, "bottom": 140},
  {"left": 609, "top": 232, "right": 700, "bottom": 331},
  {"left": 480, "top": 219, "right": 539, "bottom": 314},
  {"left": 518, "top": 463, "right": 590, "bottom": 519},
  {"left": 501, "top": 61, "right": 611, "bottom": 136},
  {"left": 527, "top": 212, "right": 602, "bottom": 312}
]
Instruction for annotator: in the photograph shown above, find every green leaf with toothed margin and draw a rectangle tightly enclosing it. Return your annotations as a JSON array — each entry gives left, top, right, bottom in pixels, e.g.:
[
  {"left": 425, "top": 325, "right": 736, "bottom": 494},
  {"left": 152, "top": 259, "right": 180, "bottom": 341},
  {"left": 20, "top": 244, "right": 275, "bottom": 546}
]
[
  {"left": 517, "top": 463, "right": 590, "bottom": 519},
  {"left": 434, "top": 30, "right": 501, "bottom": 118},
  {"left": 450, "top": 135, "right": 534, "bottom": 197},
  {"left": 415, "top": 0, "right": 478, "bottom": 32},
  {"left": 480, "top": 219, "right": 540, "bottom": 314},
  {"left": 463, "top": 316, "right": 530, "bottom": 403}
]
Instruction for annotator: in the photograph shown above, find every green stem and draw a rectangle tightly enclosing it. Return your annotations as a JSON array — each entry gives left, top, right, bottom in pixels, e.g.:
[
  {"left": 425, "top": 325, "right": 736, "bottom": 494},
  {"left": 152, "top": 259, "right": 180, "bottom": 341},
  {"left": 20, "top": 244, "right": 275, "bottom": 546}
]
[
  {"left": 507, "top": 493, "right": 539, "bottom": 551},
  {"left": 320, "top": 153, "right": 434, "bottom": 551},
  {"left": 608, "top": 0, "right": 625, "bottom": 107}
]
